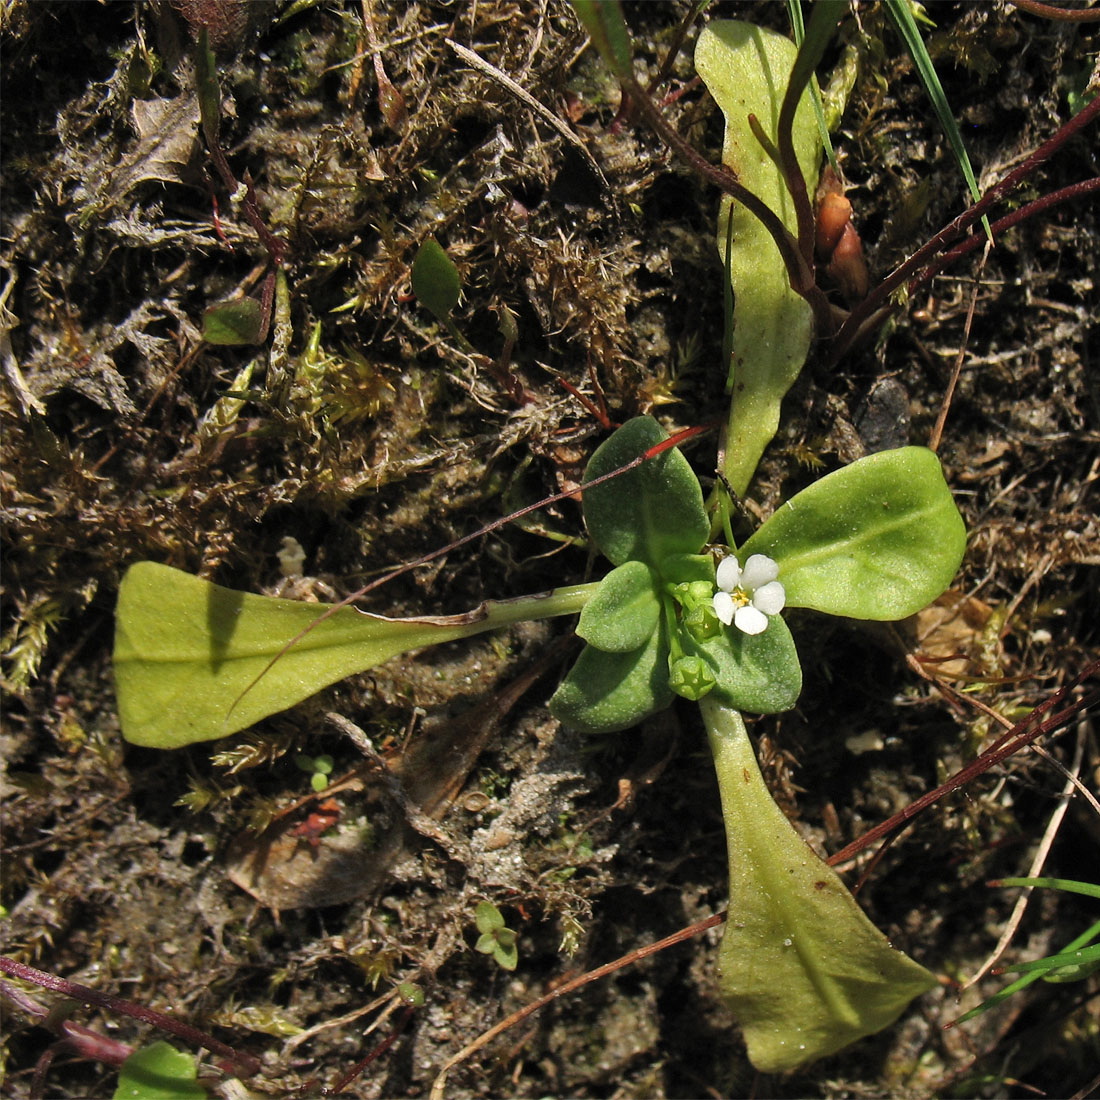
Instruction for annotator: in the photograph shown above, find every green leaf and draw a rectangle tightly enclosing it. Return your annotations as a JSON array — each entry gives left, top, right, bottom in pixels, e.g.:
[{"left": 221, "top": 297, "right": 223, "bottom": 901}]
[
  {"left": 550, "top": 623, "right": 672, "bottom": 734},
  {"left": 701, "top": 699, "right": 936, "bottom": 1072},
  {"left": 996, "top": 876, "right": 1100, "bottom": 901},
  {"left": 695, "top": 20, "right": 822, "bottom": 497},
  {"left": 582, "top": 417, "right": 709, "bottom": 568},
  {"left": 475, "top": 900, "right": 505, "bottom": 933},
  {"left": 687, "top": 614, "right": 802, "bottom": 715},
  {"left": 786, "top": 0, "right": 839, "bottom": 173},
  {"left": 114, "top": 562, "right": 593, "bottom": 748},
  {"left": 740, "top": 447, "right": 965, "bottom": 620},
  {"left": 411, "top": 238, "right": 461, "bottom": 322},
  {"left": 492, "top": 928, "right": 519, "bottom": 971},
  {"left": 113, "top": 1041, "right": 206, "bottom": 1100},
  {"left": 195, "top": 28, "right": 220, "bottom": 149},
  {"left": 202, "top": 298, "right": 266, "bottom": 345},
  {"left": 577, "top": 560, "right": 660, "bottom": 652},
  {"left": 571, "top": 0, "right": 634, "bottom": 81}
]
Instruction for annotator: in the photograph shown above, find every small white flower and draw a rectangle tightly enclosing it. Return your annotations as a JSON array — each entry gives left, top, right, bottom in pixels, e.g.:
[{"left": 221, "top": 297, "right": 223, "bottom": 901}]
[{"left": 712, "top": 553, "right": 786, "bottom": 635}]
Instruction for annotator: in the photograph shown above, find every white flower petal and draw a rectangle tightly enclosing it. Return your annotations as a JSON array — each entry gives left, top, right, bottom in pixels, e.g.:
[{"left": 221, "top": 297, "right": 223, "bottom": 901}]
[
  {"left": 741, "top": 553, "right": 779, "bottom": 589},
  {"left": 713, "top": 590, "right": 735, "bottom": 626},
  {"left": 734, "top": 604, "right": 769, "bottom": 635},
  {"left": 752, "top": 580, "right": 786, "bottom": 615},
  {"left": 715, "top": 556, "right": 741, "bottom": 592}
]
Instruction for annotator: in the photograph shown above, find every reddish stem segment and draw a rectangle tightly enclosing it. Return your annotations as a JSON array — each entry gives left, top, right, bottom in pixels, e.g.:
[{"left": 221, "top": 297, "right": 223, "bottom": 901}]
[
  {"left": 0, "top": 957, "right": 260, "bottom": 1078},
  {"left": 826, "top": 660, "right": 1100, "bottom": 867}
]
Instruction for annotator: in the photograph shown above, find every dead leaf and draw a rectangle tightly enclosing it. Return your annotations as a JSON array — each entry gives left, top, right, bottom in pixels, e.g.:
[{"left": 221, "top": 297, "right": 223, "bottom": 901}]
[
  {"left": 111, "top": 92, "right": 201, "bottom": 198},
  {"left": 914, "top": 589, "right": 995, "bottom": 678}
]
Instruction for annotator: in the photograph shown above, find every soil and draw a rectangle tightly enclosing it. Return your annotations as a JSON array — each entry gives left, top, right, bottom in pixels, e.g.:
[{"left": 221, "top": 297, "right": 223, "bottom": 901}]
[{"left": 2, "top": 2, "right": 1098, "bottom": 1098}]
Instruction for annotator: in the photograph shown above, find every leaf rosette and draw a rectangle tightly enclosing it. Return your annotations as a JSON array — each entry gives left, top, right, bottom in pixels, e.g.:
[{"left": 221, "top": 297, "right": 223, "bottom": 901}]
[{"left": 550, "top": 417, "right": 965, "bottom": 734}]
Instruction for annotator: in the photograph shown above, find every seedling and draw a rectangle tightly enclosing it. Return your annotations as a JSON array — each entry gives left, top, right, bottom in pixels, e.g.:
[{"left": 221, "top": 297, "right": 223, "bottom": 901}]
[
  {"left": 473, "top": 901, "right": 519, "bottom": 972},
  {"left": 294, "top": 752, "right": 335, "bottom": 793}
]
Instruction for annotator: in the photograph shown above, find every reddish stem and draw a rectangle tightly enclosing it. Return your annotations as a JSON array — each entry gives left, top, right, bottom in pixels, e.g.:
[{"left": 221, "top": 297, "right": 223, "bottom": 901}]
[
  {"left": 0, "top": 957, "right": 260, "bottom": 1078},
  {"left": 829, "top": 93, "right": 1100, "bottom": 365},
  {"left": 826, "top": 661, "right": 1100, "bottom": 867}
]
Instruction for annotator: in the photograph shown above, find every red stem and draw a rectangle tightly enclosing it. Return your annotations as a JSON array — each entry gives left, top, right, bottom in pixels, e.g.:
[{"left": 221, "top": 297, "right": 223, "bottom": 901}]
[
  {"left": 914, "top": 176, "right": 1100, "bottom": 283},
  {"left": 0, "top": 957, "right": 260, "bottom": 1078},
  {"left": 826, "top": 660, "right": 1100, "bottom": 867},
  {"left": 829, "top": 93, "right": 1100, "bottom": 365}
]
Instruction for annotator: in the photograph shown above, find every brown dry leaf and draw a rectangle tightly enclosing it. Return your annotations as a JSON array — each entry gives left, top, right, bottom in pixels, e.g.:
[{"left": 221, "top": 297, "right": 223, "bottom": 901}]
[
  {"left": 115, "top": 93, "right": 202, "bottom": 195},
  {"left": 914, "top": 589, "right": 995, "bottom": 678},
  {"left": 225, "top": 807, "right": 401, "bottom": 910}
]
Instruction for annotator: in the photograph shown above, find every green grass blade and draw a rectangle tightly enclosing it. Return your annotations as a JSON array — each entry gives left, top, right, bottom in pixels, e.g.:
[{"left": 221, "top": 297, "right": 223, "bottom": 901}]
[
  {"left": 786, "top": 0, "right": 838, "bottom": 173},
  {"left": 953, "top": 918, "right": 1100, "bottom": 1025},
  {"left": 998, "top": 943, "right": 1100, "bottom": 977},
  {"left": 996, "top": 876, "right": 1100, "bottom": 901},
  {"left": 885, "top": 0, "right": 992, "bottom": 240}
]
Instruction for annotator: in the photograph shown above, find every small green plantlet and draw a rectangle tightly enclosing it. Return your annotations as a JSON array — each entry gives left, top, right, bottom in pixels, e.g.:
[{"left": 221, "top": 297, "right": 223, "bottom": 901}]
[
  {"left": 473, "top": 901, "right": 518, "bottom": 972},
  {"left": 295, "top": 753, "right": 334, "bottom": 792},
  {"left": 396, "top": 981, "right": 425, "bottom": 1007},
  {"left": 112, "top": 1041, "right": 206, "bottom": 1100}
]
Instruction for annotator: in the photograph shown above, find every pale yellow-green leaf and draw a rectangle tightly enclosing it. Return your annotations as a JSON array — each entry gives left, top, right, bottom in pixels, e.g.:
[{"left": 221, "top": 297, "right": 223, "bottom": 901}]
[
  {"left": 695, "top": 21, "right": 821, "bottom": 496},
  {"left": 114, "top": 562, "right": 591, "bottom": 748},
  {"left": 701, "top": 698, "right": 935, "bottom": 1071}
]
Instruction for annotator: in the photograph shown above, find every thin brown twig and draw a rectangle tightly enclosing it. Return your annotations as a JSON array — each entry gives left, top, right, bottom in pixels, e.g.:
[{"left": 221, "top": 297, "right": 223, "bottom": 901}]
[
  {"left": 961, "top": 721, "right": 1086, "bottom": 990},
  {"left": 928, "top": 239, "right": 991, "bottom": 452},
  {"left": 445, "top": 38, "right": 610, "bottom": 197},
  {"left": 826, "top": 660, "right": 1100, "bottom": 867}
]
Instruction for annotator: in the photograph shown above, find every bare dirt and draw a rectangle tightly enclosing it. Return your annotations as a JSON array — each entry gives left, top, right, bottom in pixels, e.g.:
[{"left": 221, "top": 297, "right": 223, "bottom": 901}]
[{"left": 2, "top": 2, "right": 1098, "bottom": 1098}]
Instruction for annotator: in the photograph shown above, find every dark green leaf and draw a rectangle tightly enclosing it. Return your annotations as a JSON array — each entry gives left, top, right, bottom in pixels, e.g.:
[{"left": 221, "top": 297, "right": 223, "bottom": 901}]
[
  {"left": 202, "top": 298, "right": 266, "bottom": 345},
  {"left": 686, "top": 614, "right": 802, "bottom": 714},
  {"left": 577, "top": 560, "right": 660, "bottom": 652},
  {"left": 195, "top": 28, "right": 220, "bottom": 148},
  {"left": 550, "top": 623, "right": 672, "bottom": 734},
  {"left": 582, "top": 417, "right": 709, "bottom": 568}
]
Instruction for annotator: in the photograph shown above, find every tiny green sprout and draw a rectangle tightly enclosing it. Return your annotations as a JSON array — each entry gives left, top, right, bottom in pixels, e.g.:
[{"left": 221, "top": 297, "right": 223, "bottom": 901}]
[
  {"left": 396, "top": 981, "right": 425, "bottom": 1007},
  {"left": 295, "top": 753, "right": 334, "bottom": 792},
  {"left": 473, "top": 900, "right": 518, "bottom": 972}
]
